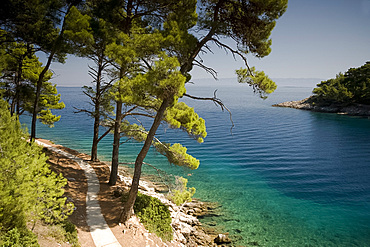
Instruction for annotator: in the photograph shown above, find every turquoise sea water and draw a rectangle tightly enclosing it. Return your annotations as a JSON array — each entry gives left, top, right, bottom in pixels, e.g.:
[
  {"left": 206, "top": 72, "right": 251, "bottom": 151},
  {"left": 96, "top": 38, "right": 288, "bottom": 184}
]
[{"left": 20, "top": 81, "right": 370, "bottom": 246}]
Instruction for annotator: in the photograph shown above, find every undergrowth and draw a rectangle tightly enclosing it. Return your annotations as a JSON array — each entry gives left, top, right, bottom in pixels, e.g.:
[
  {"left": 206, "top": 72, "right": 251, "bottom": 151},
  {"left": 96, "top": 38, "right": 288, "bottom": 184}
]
[
  {"left": 125, "top": 192, "right": 173, "bottom": 241},
  {"left": 0, "top": 227, "right": 39, "bottom": 247},
  {"left": 47, "top": 220, "right": 80, "bottom": 247}
]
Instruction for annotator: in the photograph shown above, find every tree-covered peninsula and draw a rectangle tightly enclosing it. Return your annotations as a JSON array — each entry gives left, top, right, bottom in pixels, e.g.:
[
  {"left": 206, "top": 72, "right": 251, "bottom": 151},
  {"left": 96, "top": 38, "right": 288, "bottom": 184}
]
[{"left": 274, "top": 62, "right": 370, "bottom": 116}]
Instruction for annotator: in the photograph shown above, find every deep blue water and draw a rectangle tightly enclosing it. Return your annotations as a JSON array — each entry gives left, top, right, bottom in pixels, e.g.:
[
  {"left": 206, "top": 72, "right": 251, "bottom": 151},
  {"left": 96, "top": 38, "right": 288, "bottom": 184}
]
[{"left": 20, "top": 81, "right": 370, "bottom": 246}]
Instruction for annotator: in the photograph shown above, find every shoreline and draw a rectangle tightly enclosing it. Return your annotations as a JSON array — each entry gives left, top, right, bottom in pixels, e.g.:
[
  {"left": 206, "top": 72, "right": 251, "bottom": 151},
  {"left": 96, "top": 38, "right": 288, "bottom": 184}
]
[
  {"left": 37, "top": 138, "right": 233, "bottom": 246},
  {"left": 272, "top": 97, "right": 370, "bottom": 117}
]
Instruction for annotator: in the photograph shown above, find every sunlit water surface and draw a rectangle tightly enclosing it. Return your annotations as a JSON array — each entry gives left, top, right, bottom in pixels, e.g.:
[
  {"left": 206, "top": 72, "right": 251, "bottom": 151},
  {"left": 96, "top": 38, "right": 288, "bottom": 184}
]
[{"left": 20, "top": 81, "right": 370, "bottom": 246}]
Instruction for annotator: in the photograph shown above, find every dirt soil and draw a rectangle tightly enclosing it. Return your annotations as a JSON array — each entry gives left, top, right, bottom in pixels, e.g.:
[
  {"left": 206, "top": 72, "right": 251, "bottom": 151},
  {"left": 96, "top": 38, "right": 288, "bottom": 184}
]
[{"left": 37, "top": 138, "right": 182, "bottom": 247}]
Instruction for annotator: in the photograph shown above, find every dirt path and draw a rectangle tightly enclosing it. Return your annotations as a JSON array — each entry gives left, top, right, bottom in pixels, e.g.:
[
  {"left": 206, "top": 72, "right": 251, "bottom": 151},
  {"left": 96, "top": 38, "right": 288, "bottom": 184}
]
[{"left": 37, "top": 139, "right": 181, "bottom": 247}]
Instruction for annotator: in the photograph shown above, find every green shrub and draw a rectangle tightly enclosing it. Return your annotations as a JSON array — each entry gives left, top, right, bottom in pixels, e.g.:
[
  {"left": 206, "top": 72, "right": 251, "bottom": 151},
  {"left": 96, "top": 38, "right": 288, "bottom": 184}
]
[
  {"left": 167, "top": 177, "right": 195, "bottom": 206},
  {"left": 0, "top": 99, "right": 73, "bottom": 231},
  {"left": 61, "top": 220, "right": 79, "bottom": 247},
  {"left": 47, "top": 220, "right": 79, "bottom": 247},
  {"left": 134, "top": 192, "right": 173, "bottom": 241},
  {"left": 0, "top": 227, "right": 39, "bottom": 247}
]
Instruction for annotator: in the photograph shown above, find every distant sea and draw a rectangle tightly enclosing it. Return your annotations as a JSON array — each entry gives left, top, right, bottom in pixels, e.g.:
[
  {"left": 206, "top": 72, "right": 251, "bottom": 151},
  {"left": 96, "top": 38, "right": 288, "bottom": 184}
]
[{"left": 20, "top": 79, "right": 370, "bottom": 246}]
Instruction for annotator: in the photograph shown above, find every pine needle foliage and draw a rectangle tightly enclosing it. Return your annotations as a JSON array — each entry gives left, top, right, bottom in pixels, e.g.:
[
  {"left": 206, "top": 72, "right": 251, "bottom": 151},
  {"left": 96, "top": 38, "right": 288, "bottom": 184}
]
[
  {"left": 168, "top": 177, "right": 196, "bottom": 206},
  {"left": 0, "top": 99, "right": 73, "bottom": 239},
  {"left": 312, "top": 62, "right": 370, "bottom": 105},
  {"left": 236, "top": 67, "right": 277, "bottom": 99}
]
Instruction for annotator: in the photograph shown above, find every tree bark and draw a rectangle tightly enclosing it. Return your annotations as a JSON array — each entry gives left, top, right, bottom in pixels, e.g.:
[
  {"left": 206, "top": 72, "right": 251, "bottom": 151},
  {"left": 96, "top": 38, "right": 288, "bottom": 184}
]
[
  {"left": 109, "top": 100, "right": 122, "bottom": 185},
  {"left": 91, "top": 110, "right": 100, "bottom": 161},
  {"left": 90, "top": 55, "right": 104, "bottom": 161},
  {"left": 15, "top": 58, "right": 23, "bottom": 115},
  {"left": 120, "top": 97, "right": 170, "bottom": 223},
  {"left": 30, "top": 51, "right": 54, "bottom": 141}
]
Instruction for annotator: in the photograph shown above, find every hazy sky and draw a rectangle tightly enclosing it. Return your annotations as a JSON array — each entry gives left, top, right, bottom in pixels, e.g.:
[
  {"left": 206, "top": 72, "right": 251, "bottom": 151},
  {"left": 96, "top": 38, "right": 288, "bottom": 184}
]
[{"left": 49, "top": 0, "right": 370, "bottom": 87}]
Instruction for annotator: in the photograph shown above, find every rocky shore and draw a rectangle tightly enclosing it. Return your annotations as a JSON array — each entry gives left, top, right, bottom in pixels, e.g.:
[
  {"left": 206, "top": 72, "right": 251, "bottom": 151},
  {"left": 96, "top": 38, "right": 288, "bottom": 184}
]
[
  {"left": 272, "top": 97, "right": 370, "bottom": 117},
  {"left": 40, "top": 138, "right": 234, "bottom": 247},
  {"left": 115, "top": 167, "right": 232, "bottom": 246}
]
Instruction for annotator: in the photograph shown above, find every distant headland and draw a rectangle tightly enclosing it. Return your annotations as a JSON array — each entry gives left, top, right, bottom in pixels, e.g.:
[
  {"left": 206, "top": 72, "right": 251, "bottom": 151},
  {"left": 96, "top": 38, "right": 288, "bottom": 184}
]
[
  {"left": 272, "top": 97, "right": 370, "bottom": 117},
  {"left": 274, "top": 62, "right": 370, "bottom": 117}
]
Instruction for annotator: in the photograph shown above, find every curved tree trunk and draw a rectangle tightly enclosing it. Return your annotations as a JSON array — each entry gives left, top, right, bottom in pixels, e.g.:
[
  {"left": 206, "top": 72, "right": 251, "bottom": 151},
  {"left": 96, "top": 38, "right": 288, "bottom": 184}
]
[
  {"left": 120, "top": 97, "right": 170, "bottom": 223},
  {"left": 30, "top": 3, "right": 73, "bottom": 142},
  {"left": 109, "top": 100, "right": 122, "bottom": 185},
  {"left": 30, "top": 55, "right": 53, "bottom": 141}
]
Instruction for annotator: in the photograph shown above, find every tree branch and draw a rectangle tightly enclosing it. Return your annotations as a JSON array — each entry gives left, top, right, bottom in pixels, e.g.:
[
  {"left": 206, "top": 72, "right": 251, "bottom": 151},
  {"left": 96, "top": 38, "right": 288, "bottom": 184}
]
[
  {"left": 73, "top": 107, "right": 93, "bottom": 115},
  {"left": 183, "top": 91, "right": 234, "bottom": 132},
  {"left": 97, "top": 126, "right": 113, "bottom": 143},
  {"left": 193, "top": 59, "right": 218, "bottom": 79},
  {"left": 211, "top": 38, "right": 252, "bottom": 74},
  {"left": 118, "top": 161, "right": 171, "bottom": 191}
]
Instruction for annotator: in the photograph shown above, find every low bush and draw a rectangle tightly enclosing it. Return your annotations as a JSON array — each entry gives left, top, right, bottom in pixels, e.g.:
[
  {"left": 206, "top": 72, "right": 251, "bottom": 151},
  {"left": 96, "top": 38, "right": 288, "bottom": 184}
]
[
  {"left": 47, "top": 220, "right": 79, "bottom": 247},
  {"left": 0, "top": 227, "right": 39, "bottom": 247},
  {"left": 133, "top": 192, "right": 173, "bottom": 241},
  {"left": 61, "top": 220, "right": 79, "bottom": 246}
]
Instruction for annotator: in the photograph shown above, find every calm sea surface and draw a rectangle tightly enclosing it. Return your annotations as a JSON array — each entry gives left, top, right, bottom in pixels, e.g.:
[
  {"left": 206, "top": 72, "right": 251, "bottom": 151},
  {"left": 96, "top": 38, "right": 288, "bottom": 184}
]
[{"left": 20, "top": 80, "right": 370, "bottom": 246}]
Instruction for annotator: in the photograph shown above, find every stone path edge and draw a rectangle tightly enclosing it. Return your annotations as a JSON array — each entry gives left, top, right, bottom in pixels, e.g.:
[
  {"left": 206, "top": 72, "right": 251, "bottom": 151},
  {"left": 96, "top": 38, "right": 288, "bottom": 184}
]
[{"left": 35, "top": 140, "right": 121, "bottom": 247}]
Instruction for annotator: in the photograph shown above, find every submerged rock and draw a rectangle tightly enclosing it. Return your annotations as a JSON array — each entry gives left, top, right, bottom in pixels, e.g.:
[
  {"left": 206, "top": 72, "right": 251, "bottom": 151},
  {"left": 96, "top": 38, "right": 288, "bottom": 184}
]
[{"left": 214, "top": 233, "right": 232, "bottom": 244}]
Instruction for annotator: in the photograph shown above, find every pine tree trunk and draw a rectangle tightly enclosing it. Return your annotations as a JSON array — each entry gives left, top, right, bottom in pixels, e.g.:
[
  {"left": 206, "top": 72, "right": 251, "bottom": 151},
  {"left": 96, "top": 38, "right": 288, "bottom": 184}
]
[
  {"left": 109, "top": 100, "right": 122, "bottom": 185},
  {"left": 91, "top": 112, "right": 100, "bottom": 161},
  {"left": 120, "top": 97, "right": 170, "bottom": 223},
  {"left": 90, "top": 56, "right": 104, "bottom": 161},
  {"left": 10, "top": 96, "right": 16, "bottom": 116},
  {"left": 30, "top": 52, "right": 54, "bottom": 141}
]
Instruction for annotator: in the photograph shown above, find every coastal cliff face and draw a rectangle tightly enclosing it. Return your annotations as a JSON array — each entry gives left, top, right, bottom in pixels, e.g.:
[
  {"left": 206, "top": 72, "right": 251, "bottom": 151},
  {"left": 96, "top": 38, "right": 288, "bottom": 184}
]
[{"left": 272, "top": 97, "right": 370, "bottom": 117}]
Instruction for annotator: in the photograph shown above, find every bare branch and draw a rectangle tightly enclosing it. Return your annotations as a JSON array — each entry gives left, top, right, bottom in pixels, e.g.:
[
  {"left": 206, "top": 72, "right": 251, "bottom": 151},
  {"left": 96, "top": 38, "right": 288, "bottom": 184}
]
[
  {"left": 127, "top": 112, "right": 156, "bottom": 118},
  {"left": 183, "top": 92, "right": 234, "bottom": 132},
  {"left": 88, "top": 65, "right": 98, "bottom": 77},
  {"left": 101, "top": 78, "right": 116, "bottom": 92},
  {"left": 82, "top": 90, "right": 95, "bottom": 100},
  {"left": 141, "top": 58, "right": 152, "bottom": 70},
  {"left": 121, "top": 105, "right": 139, "bottom": 118},
  {"left": 193, "top": 59, "right": 218, "bottom": 80},
  {"left": 211, "top": 38, "right": 252, "bottom": 74},
  {"left": 97, "top": 126, "right": 113, "bottom": 143},
  {"left": 119, "top": 138, "right": 132, "bottom": 146},
  {"left": 73, "top": 107, "right": 93, "bottom": 115}
]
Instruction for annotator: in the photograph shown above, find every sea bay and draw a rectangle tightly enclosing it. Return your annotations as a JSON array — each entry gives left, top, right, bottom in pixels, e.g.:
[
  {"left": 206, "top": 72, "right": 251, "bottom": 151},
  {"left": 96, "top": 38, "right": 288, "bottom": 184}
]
[{"left": 20, "top": 79, "right": 370, "bottom": 246}]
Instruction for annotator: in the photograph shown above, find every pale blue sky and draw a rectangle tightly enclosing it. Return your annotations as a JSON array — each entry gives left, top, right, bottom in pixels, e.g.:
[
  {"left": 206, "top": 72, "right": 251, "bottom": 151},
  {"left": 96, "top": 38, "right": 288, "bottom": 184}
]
[{"left": 49, "top": 0, "right": 370, "bottom": 87}]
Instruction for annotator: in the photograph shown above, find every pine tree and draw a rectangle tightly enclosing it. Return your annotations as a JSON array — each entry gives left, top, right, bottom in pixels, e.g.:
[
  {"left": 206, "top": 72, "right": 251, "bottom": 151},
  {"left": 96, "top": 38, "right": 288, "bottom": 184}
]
[
  {"left": 1, "top": 0, "right": 92, "bottom": 140},
  {"left": 0, "top": 41, "right": 65, "bottom": 127},
  {"left": 70, "top": 5, "right": 116, "bottom": 161},
  {"left": 0, "top": 99, "right": 73, "bottom": 236},
  {"left": 119, "top": 0, "right": 288, "bottom": 222},
  {"left": 312, "top": 62, "right": 370, "bottom": 105}
]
